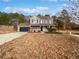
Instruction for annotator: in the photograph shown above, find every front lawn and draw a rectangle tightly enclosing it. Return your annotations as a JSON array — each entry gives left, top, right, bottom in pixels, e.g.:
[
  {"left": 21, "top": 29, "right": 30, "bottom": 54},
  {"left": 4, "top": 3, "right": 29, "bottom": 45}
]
[{"left": 0, "top": 33, "right": 79, "bottom": 59}]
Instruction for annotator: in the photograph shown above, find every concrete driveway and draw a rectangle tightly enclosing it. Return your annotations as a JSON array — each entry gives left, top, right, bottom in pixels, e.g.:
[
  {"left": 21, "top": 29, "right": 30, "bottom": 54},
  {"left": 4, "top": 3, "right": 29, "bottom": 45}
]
[{"left": 0, "top": 32, "right": 26, "bottom": 45}]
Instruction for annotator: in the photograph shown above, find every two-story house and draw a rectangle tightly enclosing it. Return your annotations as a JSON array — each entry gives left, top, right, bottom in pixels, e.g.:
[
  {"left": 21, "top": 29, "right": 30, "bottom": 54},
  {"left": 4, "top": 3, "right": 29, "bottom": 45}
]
[
  {"left": 30, "top": 16, "right": 55, "bottom": 32},
  {"left": 17, "top": 16, "right": 56, "bottom": 32}
]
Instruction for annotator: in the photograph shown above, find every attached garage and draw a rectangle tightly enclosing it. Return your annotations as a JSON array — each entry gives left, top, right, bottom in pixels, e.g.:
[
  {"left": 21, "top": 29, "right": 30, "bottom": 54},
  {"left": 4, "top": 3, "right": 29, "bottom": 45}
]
[
  {"left": 17, "top": 23, "right": 30, "bottom": 32},
  {"left": 20, "top": 27, "right": 30, "bottom": 32}
]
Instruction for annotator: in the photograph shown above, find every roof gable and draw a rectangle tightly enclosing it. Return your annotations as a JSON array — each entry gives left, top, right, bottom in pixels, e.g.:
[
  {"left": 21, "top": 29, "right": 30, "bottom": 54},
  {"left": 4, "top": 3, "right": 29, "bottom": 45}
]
[{"left": 37, "top": 16, "right": 50, "bottom": 20}]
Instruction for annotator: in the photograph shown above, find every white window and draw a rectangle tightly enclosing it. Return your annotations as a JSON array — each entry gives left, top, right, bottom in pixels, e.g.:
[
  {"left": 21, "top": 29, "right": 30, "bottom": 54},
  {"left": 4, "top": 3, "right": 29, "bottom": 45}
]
[
  {"left": 30, "top": 19, "right": 33, "bottom": 24},
  {"left": 49, "top": 20, "right": 52, "bottom": 24},
  {"left": 46, "top": 20, "right": 48, "bottom": 24},
  {"left": 37, "top": 19, "right": 40, "bottom": 24},
  {"left": 41, "top": 20, "right": 42, "bottom": 24},
  {"left": 32, "top": 19, "right": 37, "bottom": 24},
  {"left": 38, "top": 19, "right": 40, "bottom": 24},
  {"left": 42, "top": 20, "right": 44, "bottom": 24}
]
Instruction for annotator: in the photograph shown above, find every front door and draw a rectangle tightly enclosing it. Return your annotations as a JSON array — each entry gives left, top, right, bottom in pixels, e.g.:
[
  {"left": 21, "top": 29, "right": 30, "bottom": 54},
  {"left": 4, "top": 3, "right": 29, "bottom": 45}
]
[{"left": 41, "top": 26, "right": 43, "bottom": 31}]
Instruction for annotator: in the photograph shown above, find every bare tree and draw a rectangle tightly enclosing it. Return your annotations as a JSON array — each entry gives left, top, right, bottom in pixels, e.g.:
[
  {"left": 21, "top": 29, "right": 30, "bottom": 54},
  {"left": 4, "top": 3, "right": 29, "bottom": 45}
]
[{"left": 11, "top": 18, "right": 19, "bottom": 31}]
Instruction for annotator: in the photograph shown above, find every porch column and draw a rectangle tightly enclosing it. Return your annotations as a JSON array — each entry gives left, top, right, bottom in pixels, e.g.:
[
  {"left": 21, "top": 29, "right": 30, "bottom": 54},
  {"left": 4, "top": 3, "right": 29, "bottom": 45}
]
[
  {"left": 40, "top": 26, "right": 41, "bottom": 32},
  {"left": 49, "top": 25, "right": 51, "bottom": 28},
  {"left": 30, "top": 26, "right": 32, "bottom": 32}
]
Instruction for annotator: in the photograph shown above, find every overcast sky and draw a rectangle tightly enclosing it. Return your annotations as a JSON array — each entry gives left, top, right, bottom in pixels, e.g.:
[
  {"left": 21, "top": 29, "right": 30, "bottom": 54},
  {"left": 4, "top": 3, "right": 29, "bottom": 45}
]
[{"left": 0, "top": 0, "right": 74, "bottom": 15}]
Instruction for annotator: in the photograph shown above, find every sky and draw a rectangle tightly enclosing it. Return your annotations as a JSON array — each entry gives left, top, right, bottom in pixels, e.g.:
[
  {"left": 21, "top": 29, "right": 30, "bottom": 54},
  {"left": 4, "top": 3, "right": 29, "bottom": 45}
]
[{"left": 0, "top": 0, "right": 75, "bottom": 15}]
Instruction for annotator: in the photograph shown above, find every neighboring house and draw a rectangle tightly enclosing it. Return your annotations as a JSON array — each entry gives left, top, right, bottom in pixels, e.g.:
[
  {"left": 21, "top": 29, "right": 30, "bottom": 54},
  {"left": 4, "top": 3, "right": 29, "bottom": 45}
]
[{"left": 18, "top": 16, "right": 56, "bottom": 32}]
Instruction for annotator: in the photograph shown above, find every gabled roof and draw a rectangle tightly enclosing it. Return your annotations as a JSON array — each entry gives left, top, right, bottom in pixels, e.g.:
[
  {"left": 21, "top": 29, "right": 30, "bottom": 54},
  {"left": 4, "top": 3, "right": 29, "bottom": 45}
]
[{"left": 37, "top": 16, "right": 50, "bottom": 20}]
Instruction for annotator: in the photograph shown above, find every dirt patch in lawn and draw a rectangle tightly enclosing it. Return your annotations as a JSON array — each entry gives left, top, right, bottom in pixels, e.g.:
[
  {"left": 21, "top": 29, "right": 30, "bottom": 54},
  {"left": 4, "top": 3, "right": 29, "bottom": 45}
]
[{"left": 0, "top": 33, "right": 79, "bottom": 59}]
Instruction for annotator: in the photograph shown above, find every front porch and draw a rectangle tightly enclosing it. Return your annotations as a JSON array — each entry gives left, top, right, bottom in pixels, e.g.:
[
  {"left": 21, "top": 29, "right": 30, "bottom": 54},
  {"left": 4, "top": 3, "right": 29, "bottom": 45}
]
[
  {"left": 30, "top": 26, "right": 55, "bottom": 32},
  {"left": 17, "top": 23, "right": 56, "bottom": 32}
]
